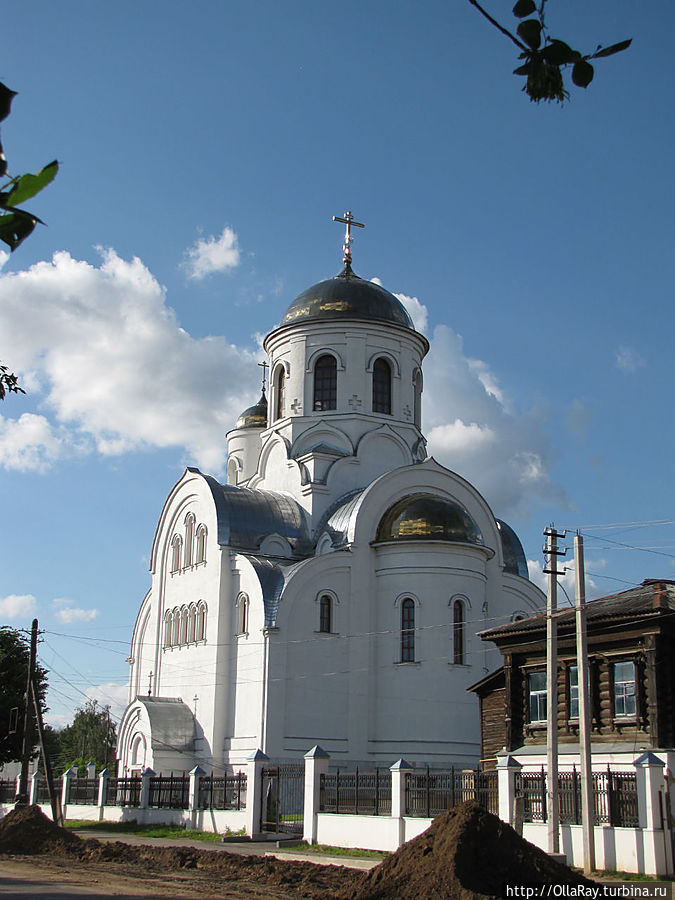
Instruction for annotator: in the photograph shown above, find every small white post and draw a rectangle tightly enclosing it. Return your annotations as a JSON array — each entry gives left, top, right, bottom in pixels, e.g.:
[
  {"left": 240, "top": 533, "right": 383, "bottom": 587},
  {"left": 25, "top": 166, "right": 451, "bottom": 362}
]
[
  {"left": 30, "top": 769, "right": 41, "bottom": 806},
  {"left": 390, "top": 758, "right": 415, "bottom": 849},
  {"left": 496, "top": 752, "right": 522, "bottom": 828},
  {"left": 97, "top": 768, "right": 109, "bottom": 819},
  {"left": 139, "top": 766, "right": 155, "bottom": 809},
  {"left": 61, "top": 766, "right": 77, "bottom": 818},
  {"left": 245, "top": 749, "right": 269, "bottom": 838},
  {"left": 188, "top": 765, "right": 205, "bottom": 813},
  {"left": 634, "top": 752, "right": 665, "bottom": 830},
  {"left": 86, "top": 761, "right": 96, "bottom": 780},
  {"left": 303, "top": 745, "right": 330, "bottom": 845}
]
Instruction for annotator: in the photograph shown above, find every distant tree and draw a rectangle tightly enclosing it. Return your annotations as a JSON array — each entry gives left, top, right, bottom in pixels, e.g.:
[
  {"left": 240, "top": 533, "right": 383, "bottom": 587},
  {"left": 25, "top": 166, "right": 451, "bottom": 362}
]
[
  {"left": 467, "top": 0, "right": 631, "bottom": 103},
  {"left": 56, "top": 699, "right": 116, "bottom": 775},
  {"left": 0, "top": 626, "right": 49, "bottom": 766},
  {"left": 0, "top": 81, "right": 58, "bottom": 399}
]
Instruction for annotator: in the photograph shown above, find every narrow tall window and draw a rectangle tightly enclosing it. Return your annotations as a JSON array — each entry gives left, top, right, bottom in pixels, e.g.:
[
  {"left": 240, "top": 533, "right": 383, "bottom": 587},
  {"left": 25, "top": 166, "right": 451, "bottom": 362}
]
[
  {"left": 188, "top": 604, "right": 197, "bottom": 643},
  {"left": 401, "top": 599, "right": 415, "bottom": 662},
  {"left": 413, "top": 369, "right": 423, "bottom": 429},
  {"left": 613, "top": 661, "right": 636, "bottom": 717},
  {"left": 313, "top": 354, "right": 337, "bottom": 411},
  {"left": 184, "top": 514, "right": 195, "bottom": 567},
  {"left": 275, "top": 368, "right": 285, "bottom": 421},
  {"left": 237, "top": 593, "right": 249, "bottom": 635},
  {"left": 319, "top": 595, "right": 332, "bottom": 633},
  {"left": 171, "top": 608, "right": 181, "bottom": 646},
  {"left": 372, "top": 358, "right": 392, "bottom": 414},
  {"left": 568, "top": 665, "right": 579, "bottom": 719},
  {"left": 528, "top": 671, "right": 547, "bottom": 722},
  {"left": 180, "top": 607, "right": 188, "bottom": 645},
  {"left": 453, "top": 599, "right": 465, "bottom": 665},
  {"left": 163, "top": 611, "right": 172, "bottom": 648},
  {"left": 196, "top": 526, "right": 206, "bottom": 563},
  {"left": 171, "top": 536, "right": 182, "bottom": 573},
  {"left": 196, "top": 602, "right": 207, "bottom": 641}
]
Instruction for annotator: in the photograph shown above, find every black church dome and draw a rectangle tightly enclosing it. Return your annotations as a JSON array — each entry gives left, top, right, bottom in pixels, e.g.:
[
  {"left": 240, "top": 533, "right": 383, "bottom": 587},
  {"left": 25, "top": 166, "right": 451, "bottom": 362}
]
[{"left": 281, "top": 263, "right": 414, "bottom": 330}]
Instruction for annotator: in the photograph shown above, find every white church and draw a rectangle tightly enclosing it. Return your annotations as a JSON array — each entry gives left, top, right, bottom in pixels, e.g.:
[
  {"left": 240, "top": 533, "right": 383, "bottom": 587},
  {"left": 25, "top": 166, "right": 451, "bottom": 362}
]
[{"left": 118, "top": 213, "right": 545, "bottom": 775}]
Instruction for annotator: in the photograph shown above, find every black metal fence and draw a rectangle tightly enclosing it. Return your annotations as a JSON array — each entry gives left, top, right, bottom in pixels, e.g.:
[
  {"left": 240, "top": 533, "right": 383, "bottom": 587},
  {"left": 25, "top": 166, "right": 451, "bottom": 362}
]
[
  {"left": 405, "top": 767, "right": 498, "bottom": 817},
  {"left": 0, "top": 779, "right": 16, "bottom": 803},
  {"left": 516, "top": 767, "right": 639, "bottom": 827},
  {"left": 320, "top": 768, "right": 392, "bottom": 816},
  {"left": 67, "top": 777, "right": 99, "bottom": 805},
  {"left": 148, "top": 773, "right": 189, "bottom": 809},
  {"left": 198, "top": 773, "right": 247, "bottom": 810},
  {"left": 107, "top": 776, "right": 141, "bottom": 807},
  {"left": 34, "top": 777, "right": 51, "bottom": 803}
]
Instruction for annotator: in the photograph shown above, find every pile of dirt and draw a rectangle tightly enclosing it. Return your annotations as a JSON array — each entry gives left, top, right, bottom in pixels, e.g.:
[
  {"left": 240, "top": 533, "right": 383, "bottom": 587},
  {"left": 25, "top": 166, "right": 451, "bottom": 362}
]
[
  {"left": 0, "top": 805, "right": 81, "bottom": 855},
  {"left": 342, "top": 801, "right": 594, "bottom": 900}
]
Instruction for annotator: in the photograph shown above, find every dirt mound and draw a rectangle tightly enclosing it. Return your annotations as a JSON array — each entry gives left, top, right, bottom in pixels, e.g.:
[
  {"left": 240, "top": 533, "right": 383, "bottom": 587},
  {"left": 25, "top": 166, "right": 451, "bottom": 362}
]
[
  {"left": 343, "top": 801, "right": 593, "bottom": 900},
  {"left": 0, "top": 805, "right": 81, "bottom": 855}
]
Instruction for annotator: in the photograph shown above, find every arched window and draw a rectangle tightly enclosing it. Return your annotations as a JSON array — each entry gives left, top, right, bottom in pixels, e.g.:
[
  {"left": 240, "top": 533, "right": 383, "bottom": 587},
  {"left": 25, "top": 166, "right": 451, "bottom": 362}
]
[
  {"left": 372, "top": 358, "right": 392, "bottom": 414},
  {"left": 236, "top": 593, "right": 249, "bottom": 635},
  {"left": 319, "top": 595, "right": 332, "bottom": 633},
  {"left": 130, "top": 734, "right": 146, "bottom": 768},
  {"left": 171, "top": 536, "right": 182, "bottom": 573},
  {"left": 313, "top": 354, "right": 337, "bottom": 411},
  {"left": 453, "top": 599, "right": 465, "bottom": 665},
  {"left": 171, "top": 607, "right": 181, "bottom": 646},
  {"left": 401, "top": 599, "right": 415, "bottom": 662},
  {"left": 196, "top": 525, "right": 206, "bottom": 563},
  {"left": 180, "top": 607, "right": 188, "bottom": 645},
  {"left": 188, "top": 604, "right": 197, "bottom": 643},
  {"left": 275, "top": 367, "right": 285, "bottom": 421},
  {"left": 413, "top": 369, "right": 423, "bottom": 429},
  {"left": 184, "top": 514, "right": 195, "bottom": 567},
  {"left": 163, "top": 611, "right": 172, "bottom": 648},
  {"left": 196, "top": 602, "right": 207, "bottom": 641}
]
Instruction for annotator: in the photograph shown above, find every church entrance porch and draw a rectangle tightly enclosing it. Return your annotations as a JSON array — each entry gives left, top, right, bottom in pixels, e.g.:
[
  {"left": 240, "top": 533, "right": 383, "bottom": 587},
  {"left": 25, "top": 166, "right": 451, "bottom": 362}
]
[{"left": 260, "top": 763, "right": 305, "bottom": 835}]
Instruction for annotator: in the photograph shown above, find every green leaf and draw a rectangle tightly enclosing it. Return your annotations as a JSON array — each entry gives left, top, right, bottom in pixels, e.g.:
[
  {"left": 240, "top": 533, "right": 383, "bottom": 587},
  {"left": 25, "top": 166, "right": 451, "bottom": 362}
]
[
  {"left": 572, "top": 60, "right": 594, "bottom": 87},
  {"left": 6, "top": 161, "right": 58, "bottom": 207},
  {"left": 541, "top": 40, "right": 578, "bottom": 66},
  {"left": 512, "top": 0, "right": 536, "bottom": 19},
  {"left": 591, "top": 38, "right": 632, "bottom": 59},
  {"left": 0, "top": 211, "right": 38, "bottom": 251},
  {"left": 0, "top": 83, "right": 17, "bottom": 123},
  {"left": 517, "top": 19, "right": 542, "bottom": 51}
]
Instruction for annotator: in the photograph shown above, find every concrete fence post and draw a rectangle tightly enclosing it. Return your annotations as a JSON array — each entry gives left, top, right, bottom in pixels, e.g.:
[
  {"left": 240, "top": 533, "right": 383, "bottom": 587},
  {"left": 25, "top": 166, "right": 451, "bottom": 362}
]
[
  {"left": 29, "top": 769, "right": 41, "bottom": 806},
  {"left": 390, "top": 758, "right": 415, "bottom": 850},
  {"left": 86, "top": 761, "right": 97, "bottom": 780},
  {"left": 496, "top": 752, "right": 522, "bottom": 829},
  {"left": 139, "top": 767, "right": 155, "bottom": 810},
  {"left": 634, "top": 752, "right": 665, "bottom": 831},
  {"left": 188, "top": 765, "right": 205, "bottom": 828},
  {"left": 61, "top": 766, "right": 77, "bottom": 817},
  {"left": 303, "top": 745, "right": 330, "bottom": 845},
  {"left": 245, "top": 749, "right": 269, "bottom": 838},
  {"left": 97, "top": 767, "right": 110, "bottom": 817}
]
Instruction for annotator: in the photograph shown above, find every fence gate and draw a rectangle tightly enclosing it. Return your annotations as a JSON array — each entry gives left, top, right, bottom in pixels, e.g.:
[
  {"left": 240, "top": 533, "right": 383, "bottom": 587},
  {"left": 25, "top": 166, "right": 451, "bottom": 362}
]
[{"left": 260, "top": 763, "right": 304, "bottom": 834}]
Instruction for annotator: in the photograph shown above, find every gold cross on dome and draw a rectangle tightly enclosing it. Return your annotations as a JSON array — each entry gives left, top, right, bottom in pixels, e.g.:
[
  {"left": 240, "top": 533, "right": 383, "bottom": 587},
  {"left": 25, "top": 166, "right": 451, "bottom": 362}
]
[
  {"left": 257, "top": 360, "right": 268, "bottom": 393},
  {"left": 333, "top": 210, "right": 364, "bottom": 265}
]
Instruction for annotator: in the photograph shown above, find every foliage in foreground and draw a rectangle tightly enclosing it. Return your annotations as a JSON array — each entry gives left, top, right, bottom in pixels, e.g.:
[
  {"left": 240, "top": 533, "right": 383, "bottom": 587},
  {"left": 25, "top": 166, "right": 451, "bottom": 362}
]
[{"left": 467, "top": 0, "right": 631, "bottom": 103}]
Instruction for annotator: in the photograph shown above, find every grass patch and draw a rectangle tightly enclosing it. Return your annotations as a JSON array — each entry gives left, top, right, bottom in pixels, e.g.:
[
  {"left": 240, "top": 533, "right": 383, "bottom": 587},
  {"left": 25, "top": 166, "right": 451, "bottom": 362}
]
[
  {"left": 65, "top": 820, "right": 223, "bottom": 842},
  {"left": 594, "top": 871, "right": 674, "bottom": 883},
  {"left": 299, "top": 843, "right": 389, "bottom": 859}
]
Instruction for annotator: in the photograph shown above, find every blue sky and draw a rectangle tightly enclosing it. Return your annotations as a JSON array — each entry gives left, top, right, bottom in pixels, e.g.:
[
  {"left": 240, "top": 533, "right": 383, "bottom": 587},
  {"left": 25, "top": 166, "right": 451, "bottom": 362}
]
[{"left": 0, "top": 0, "right": 673, "bottom": 729}]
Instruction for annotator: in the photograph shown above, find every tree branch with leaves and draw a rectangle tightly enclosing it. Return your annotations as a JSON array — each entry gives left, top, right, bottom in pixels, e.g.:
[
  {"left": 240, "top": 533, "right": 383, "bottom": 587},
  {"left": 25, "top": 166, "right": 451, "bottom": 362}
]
[{"left": 467, "top": 0, "right": 631, "bottom": 103}]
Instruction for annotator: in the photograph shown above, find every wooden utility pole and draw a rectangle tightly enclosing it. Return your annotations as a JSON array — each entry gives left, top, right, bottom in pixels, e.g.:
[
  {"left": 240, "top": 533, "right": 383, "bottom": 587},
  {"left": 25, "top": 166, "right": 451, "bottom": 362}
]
[
  {"left": 30, "top": 672, "right": 62, "bottom": 825},
  {"left": 544, "top": 527, "right": 566, "bottom": 854},
  {"left": 15, "top": 618, "right": 38, "bottom": 806},
  {"left": 575, "top": 533, "right": 595, "bottom": 874}
]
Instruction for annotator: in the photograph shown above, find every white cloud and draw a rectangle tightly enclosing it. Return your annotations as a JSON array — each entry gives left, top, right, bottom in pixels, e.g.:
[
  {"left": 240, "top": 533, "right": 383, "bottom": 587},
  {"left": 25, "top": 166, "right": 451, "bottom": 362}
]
[
  {"left": 0, "top": 593, "right": 36, "bottom": 620},
  {"left": 85, "top": 682, "right": 129, "bottom": 720},
  {"left": 0, "top": 413, "right": 69, "bottom": 472},
  {"left": 0, "top": 248, "right": 259, "bottom": 473},
  {"left": 395, "top": 292, "right": 428, "bottom": 334},
  {"left": 183, "top": 226, "right": 241, "bottom": 279},
  {"left": 527, "top": 557, "right": 605, "bottom": 602},
  {"left": 424, "top": 324, "right": 565, "bottom": 519},
  {"left": 615, "top": 345, "right": 645, "bottom": 374},
  {"left": 54, "top": 606, "right": 99, "bottom": 623}
]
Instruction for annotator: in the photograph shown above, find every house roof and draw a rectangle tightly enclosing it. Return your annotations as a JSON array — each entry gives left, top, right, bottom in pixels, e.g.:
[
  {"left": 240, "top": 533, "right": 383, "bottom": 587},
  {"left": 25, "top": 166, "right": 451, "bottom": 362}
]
[{"left": 480, "top": 579, "right": 675, "bottom": 641}]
